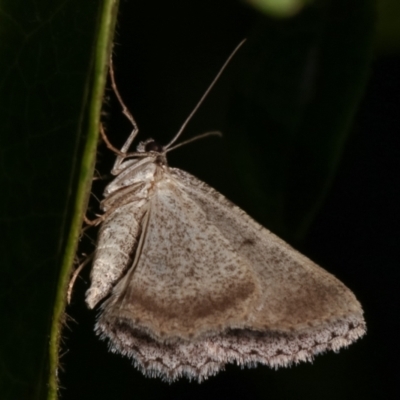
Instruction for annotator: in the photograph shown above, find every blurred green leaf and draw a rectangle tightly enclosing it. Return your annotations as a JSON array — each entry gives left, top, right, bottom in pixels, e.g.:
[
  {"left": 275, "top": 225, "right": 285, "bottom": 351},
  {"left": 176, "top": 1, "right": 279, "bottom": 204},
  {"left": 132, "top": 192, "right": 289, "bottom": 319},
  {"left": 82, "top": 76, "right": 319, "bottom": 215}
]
[
  {"left": 228, "top": 0, "right": 374, "bottom": 242},
  {"left": 244, "top": 0, "right": 313, "bottom": 17},
  {"left": 0, "top": 0, "right": 118, "bottom": 399}
]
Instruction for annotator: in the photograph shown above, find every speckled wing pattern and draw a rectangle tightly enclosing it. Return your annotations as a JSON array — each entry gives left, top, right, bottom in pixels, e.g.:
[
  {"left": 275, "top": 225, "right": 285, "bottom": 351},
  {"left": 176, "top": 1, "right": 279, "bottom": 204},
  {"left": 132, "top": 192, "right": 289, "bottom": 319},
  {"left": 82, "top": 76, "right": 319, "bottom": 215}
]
[{"left": 87, "top": 156, "right": 366, "bottom": 382}]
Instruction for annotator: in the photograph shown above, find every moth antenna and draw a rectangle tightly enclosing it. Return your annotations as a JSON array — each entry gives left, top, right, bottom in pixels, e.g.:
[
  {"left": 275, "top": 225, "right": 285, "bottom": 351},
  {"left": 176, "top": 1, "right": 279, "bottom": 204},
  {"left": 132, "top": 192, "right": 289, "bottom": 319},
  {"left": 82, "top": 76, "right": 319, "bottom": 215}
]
[
  {"left": 165, "top": 131, "right": 222, "bottom": 154},
  {"left": 164, "top": 39, "right": 246, "bottom": 150}
]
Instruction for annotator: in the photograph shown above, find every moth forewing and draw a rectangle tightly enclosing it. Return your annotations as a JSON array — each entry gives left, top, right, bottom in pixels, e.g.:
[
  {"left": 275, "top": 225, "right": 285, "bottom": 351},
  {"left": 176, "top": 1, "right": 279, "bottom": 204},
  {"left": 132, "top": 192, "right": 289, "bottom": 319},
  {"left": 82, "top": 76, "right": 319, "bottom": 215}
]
[
  {"left": 88, "top": 159, "right": 365, "bottom": 382},
  {"left": 98, "top": 171, "right": 263, "bottom": 339},
  {"left": 172, "top": 169, "right": 365, "bottom": 328}
]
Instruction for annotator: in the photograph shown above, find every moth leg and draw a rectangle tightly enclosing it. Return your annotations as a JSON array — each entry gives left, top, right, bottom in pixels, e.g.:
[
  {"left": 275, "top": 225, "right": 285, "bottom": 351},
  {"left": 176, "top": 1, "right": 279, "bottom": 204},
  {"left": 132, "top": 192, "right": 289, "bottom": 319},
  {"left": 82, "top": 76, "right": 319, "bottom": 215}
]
[
  {"left": 83, "top": 197, "right": 139, "bottom": 228},
  {"left": 99, "top": 124, "right": 145, "bottom": 176},
  {"left": 83, "top": 214, "right": 103, "bottom": 227},
  {"left": 108, "top": 57, "right": 143, "bottom": 175},
  {"left": 109, "top": 56, "right": 139, "bottom": 133},
  {"left": 67, "top": 253, "right": 94, "bottom": 304},
  {"left": 99, "top": 124, "right": 125, "bottom": 157}
]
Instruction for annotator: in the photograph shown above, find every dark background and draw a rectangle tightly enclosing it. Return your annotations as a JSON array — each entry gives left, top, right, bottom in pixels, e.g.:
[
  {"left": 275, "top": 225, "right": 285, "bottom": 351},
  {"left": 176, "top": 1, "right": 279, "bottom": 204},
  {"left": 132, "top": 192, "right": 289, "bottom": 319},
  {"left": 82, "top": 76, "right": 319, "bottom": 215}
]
[
  {"left": 60, "top": 1, "right": 399, "bottom": 400},
  {"left": 3, "top": 0, "right": 398, "bottom": 399}
]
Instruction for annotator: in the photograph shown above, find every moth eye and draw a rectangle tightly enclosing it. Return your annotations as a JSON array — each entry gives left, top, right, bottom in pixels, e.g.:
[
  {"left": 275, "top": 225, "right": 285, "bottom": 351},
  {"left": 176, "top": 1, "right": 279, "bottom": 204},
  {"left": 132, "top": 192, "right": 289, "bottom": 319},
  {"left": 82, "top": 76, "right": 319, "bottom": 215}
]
[{"left": 145, "top": 140, "right": 163, "bottom": 153}]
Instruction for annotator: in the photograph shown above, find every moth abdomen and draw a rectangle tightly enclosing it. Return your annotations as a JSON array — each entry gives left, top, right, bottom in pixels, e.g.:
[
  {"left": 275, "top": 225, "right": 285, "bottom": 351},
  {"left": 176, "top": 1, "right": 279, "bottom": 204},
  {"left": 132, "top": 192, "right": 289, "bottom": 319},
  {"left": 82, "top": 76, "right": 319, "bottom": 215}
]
[{"left": 86, "top": 203, "right": 146, "bottom": 309}]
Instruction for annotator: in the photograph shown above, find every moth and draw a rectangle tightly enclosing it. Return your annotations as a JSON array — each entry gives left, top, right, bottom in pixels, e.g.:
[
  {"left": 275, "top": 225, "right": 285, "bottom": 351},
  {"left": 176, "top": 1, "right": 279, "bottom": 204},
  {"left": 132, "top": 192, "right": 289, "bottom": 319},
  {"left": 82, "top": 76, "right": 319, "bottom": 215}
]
[{"left": 84, "top": 43, "right": 365, "bottom": 382}]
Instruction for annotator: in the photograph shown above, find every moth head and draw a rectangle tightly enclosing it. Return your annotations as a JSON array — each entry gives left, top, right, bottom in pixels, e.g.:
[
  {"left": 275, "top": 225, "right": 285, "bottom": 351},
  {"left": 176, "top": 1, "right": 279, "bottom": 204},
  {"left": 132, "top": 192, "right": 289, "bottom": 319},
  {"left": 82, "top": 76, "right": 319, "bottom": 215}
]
[
  {"left": 136, "top": 138, "right": 167, "bottom": 166},
  {"left": 137, "top": 138, "right": 164, "bottom": 154}
]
